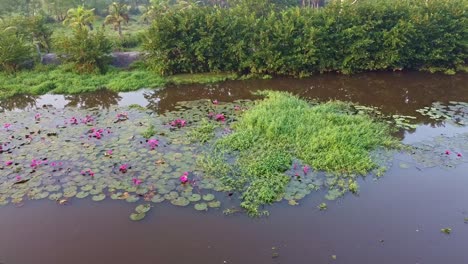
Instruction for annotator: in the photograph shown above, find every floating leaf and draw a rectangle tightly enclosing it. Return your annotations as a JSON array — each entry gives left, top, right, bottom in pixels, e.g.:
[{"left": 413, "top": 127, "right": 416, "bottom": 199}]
[
  {"left": 130, "top": 212, "right": 146, "bottom": 221},
  {"left": 92, "top": 194, "right": 106, "bottom": 201},
  {"left": 135, "top": 204, "right": 151, "bottom": 214},
  {"left": 171, "top": 197, "right": 190, "bottom": 206},
  {"left": 194, "top": 203, "right": 208, "bottom": 211},
  {"left": 202, "top": 194, "right": 215, "bottom": 201}
]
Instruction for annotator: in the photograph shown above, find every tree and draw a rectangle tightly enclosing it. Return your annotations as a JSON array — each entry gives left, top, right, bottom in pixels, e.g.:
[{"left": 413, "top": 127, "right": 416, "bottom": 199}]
[
  {"left": 104, "top": 2, "right": 130, "bottom": 38},
  {"left": 63, "top": 6, "right": 96, "bottom": 30}
]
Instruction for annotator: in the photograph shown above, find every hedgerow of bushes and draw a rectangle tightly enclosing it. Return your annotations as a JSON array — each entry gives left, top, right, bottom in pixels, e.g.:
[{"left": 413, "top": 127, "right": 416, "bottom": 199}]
[{"left": 143, "top": 0, "right": 468, "bottom": 76}]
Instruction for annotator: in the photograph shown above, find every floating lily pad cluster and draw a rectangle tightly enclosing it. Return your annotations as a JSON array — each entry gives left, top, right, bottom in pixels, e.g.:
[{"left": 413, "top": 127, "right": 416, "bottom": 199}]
[
  {"left": 0, "top": 100, "right": 252, "bottom": 214},
  {"left": 416, "top": 101, "right": 468, "bottom": 126},
  {"left": 409, "top": 133, "right": 467, "bottom": 168}
]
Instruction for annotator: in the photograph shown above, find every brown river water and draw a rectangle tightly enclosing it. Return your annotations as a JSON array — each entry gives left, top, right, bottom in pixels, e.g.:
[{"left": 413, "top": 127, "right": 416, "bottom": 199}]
[{"left": 0, "top": 72, "right": 467, "bottom": 264}]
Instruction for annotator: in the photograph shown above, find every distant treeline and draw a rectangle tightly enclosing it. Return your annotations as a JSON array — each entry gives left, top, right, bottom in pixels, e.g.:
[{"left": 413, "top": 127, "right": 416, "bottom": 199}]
[{"left": 144, "top": 0, "right": 468, "bottom": 75}]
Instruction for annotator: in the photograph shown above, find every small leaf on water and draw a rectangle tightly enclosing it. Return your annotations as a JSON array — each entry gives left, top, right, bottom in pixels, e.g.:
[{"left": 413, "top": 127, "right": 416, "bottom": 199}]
[
  {"left": 135, "top": 204, "right": 152, "bottom": 214},
  {"left": 130, "top": 212, "right": 146, "bottom": 221},
  {"left": 441, "top": 228, "right": 452, "bottom": 234}
]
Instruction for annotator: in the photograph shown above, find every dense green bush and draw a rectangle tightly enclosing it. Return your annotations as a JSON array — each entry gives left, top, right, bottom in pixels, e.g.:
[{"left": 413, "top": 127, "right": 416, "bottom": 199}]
[
  {"left": 144, "top": 0, "right": 468, "bottom": 75},
  {"left": 0, "top": 28, "right": 35, "bottom": 73},
  {"left": 54, "top": 28, "right": 113, "bottom": 73}
]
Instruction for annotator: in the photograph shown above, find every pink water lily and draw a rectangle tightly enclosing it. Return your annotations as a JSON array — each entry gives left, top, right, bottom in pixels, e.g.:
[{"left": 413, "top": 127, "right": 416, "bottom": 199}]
[
  {"left": 81, "top": 115, "right": 94, "bottom": 124},
  {"left": 30, "top": 159, "right": 42, "bottom": 168},
  {"left": 170, "top": 119, "right": 187, "bottom": 128},
  {"left": 70, "top": 117, "right": 78, "bottom": 125},
  {"left": 106, "top": 150, "right": 113, "bottom": 156},
  {"left": 445, "top": 150, "right": 451, "bottom": 155},
  {"left": 132, "top": 178, "right": 142, "bottom": 186},
  {"left": 212, "top": 99, "right": 219, "bottom": 105},
  {"left": 180, "top": 172, "right": 189, "bottom": 184},
  {"left": 119, "top": 164, "right": 129, "bottom": 173},
  {"left": 15, "top": 175, "right": 21, "bottom": 181},
  {"left": 215, "top": 114, "right": 226, "bottom": 122},
  {"left": 148, "top": 139, "right": 159, "bottom": 150},
  {"left": 303, "top": 165, "right": 310, "bottom": 175},
  {"left": 457, "top": 152, "right": 463, "bottom": 157},
  {"left": 5, "top": 160, "right": 13, "bottom": 166},
  {"left": 234, "top": 105, "right": 241, "bottom": 111},
  {"left": 50, "top": 162, "right": 56, "bottom": 167},
  {"left": 116, "top": 112, "right": 128, "bottom": 120},
  {"left": 3, "top": 123, "right": 11, "bottom": 129},
  {"left": 34, "top": 113, "right": 41, "bottom": 121}
]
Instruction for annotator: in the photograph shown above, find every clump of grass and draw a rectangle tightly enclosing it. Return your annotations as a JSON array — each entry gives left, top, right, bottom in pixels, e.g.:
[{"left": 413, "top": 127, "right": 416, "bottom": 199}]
[
  {"left": 188, "top": 118, "right": 217, "bottom": 143},
  {"left": 141, "top": 124, "right": 156, "bottom": 139},
  {"left": 201, "top": 91, "right": 398, "bottom": 216}
]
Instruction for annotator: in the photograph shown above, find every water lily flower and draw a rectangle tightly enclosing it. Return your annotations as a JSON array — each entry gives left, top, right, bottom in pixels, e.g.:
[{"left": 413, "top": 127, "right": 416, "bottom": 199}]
[
  {"left": 148, "top": 139, "right": 159, "bottom": 150},
  {"left": 170, "top": 119, "right": 187, "bottom": 128},
  {"left": 179, "top": 174, "right": 188, "bottom": 184},
  {"left": 213, "top": 99, "right": 219, "bottom": 105},
  {"left": 81, "top": 115, "right": 94, "bottom": 124},
  {"left": 30, "top": 159, "right": 42, "bottom": 168},
  {"left": 234, "top": 105, "right": 241, "bottom": 111},
  {"left": 116, "top": 112, "right": 128, "bottom": 120},
  {"left": 34, "top": 113, "right": 41, "bottom": 121},
  {"left": 5, "top": 160, "right": 13, "bottom": 166},
  {"left": 119, "top": 164, "right": 128, "bottom": 173},
  {"left": 457, "top": 152, "right": 462, "bottom": 157},
  {"left": 15, "top": 175, "right": 21, "bottom": 181},
  {"left": 132, "top": 178, "right": 142, "bottom": 186},
  {"left": 106, "top": 150, "right": 113, "bottom": 156},
  {"left": 50, "top": 162, "right": 56, "bottom": 167},
  {"left": 3, "top": 123, "right": 11, "bottom": 129},
  {"left": 70, "top": 117, "right": 78, "bottom": 125},
  {"left": 215, "top": 114, "right": 226, "bottom": 122},
  {"left": 303, "top": 165, "right": 310, "bottom": 175},
  {"left": 445, "top": 150, "right": 451, "bottom": 155},
  {"left": 94, "top": 131, "right": 102, "bottom": 139}
]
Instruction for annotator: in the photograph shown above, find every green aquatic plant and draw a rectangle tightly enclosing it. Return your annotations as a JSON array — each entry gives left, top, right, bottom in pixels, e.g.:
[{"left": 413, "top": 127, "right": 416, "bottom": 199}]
[
  {"left": 441, "top": 228, "right": 452, "bottom": 235},
  {"left": 188, "top": 118, "right": 216, "bottom": 143},
  {"left": 318, "top": 203, "right": 327, "bottom": 211},
  {"left": 141, "top": 124, "right": 156, "bottom": 139},
  {"left": 201, "top": 91, "right": 398, "bottom": 216}
]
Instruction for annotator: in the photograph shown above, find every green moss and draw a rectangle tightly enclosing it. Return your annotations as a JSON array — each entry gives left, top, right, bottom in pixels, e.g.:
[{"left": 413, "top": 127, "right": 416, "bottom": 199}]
[{"left": 200, "top": 91, "right": 398, "bottom": 215}]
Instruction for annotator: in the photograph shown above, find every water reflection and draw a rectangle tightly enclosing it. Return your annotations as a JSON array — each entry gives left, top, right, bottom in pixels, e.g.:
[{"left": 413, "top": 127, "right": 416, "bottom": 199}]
[{"left": 64, "top": 89, "right": 122, "bottom": 109}]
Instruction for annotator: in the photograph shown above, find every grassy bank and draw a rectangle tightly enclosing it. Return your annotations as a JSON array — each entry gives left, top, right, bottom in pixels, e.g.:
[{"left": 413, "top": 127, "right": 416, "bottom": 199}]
[
  {"left": 0, "top": 67, "right": 239, "bottom": 99},
  {"left": 199, "top": 92, "right": 399, "bottom": 215}
]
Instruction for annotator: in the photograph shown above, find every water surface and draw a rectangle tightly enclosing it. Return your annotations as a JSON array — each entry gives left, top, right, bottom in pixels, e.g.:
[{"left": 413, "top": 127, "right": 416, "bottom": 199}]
[{"left": 0, "top": 72, "right": 467, "bottom": 264}]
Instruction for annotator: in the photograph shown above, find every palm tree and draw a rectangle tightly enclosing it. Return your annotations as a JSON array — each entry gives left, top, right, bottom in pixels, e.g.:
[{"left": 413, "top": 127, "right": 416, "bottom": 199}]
[
  {"left": 63, "top": 6, "right": 95, "bottom": 30},
  {"left": 104, "top": 2, "right": 130, "bottom": 38}
]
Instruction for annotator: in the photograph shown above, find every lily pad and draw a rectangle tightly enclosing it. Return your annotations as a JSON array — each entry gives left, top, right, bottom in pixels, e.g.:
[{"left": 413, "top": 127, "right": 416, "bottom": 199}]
[
  {"left": 202, "top": 194, "right": 215, "bottom": 201},
  {"left": 135, "top": 204, "right": 151, "bottom": 214},
  {"left": 194, "top": 202, "right": 208, "bottom": 211},
  {"left": 188, "top": 193, "right": 201, "bottom": 202},
  {"left": 130, "top": 212, "right": 146, "bottom": 221},
  {"left": 92, "top": 194, "right": 106, "bottom": 201},
  {"left": 171, "top": 197, "right": 190, "bottom": 206}
]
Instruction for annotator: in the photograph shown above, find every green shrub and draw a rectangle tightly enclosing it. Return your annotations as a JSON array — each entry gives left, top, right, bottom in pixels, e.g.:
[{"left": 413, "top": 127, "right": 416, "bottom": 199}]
[
  {"left": 0, "top": 29, "right": 34, "bottom": 72},
  {"left": 54, "top": 28, "right": 112, "bottom": 73},
  {"left": 144, "top": 0, "right": 468, "bottom": 75}
]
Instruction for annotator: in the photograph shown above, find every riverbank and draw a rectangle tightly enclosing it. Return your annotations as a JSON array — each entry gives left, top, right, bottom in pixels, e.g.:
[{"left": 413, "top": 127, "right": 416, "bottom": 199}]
[{"left": 0, "top": 67, "right": 240, "bottom": 99}]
